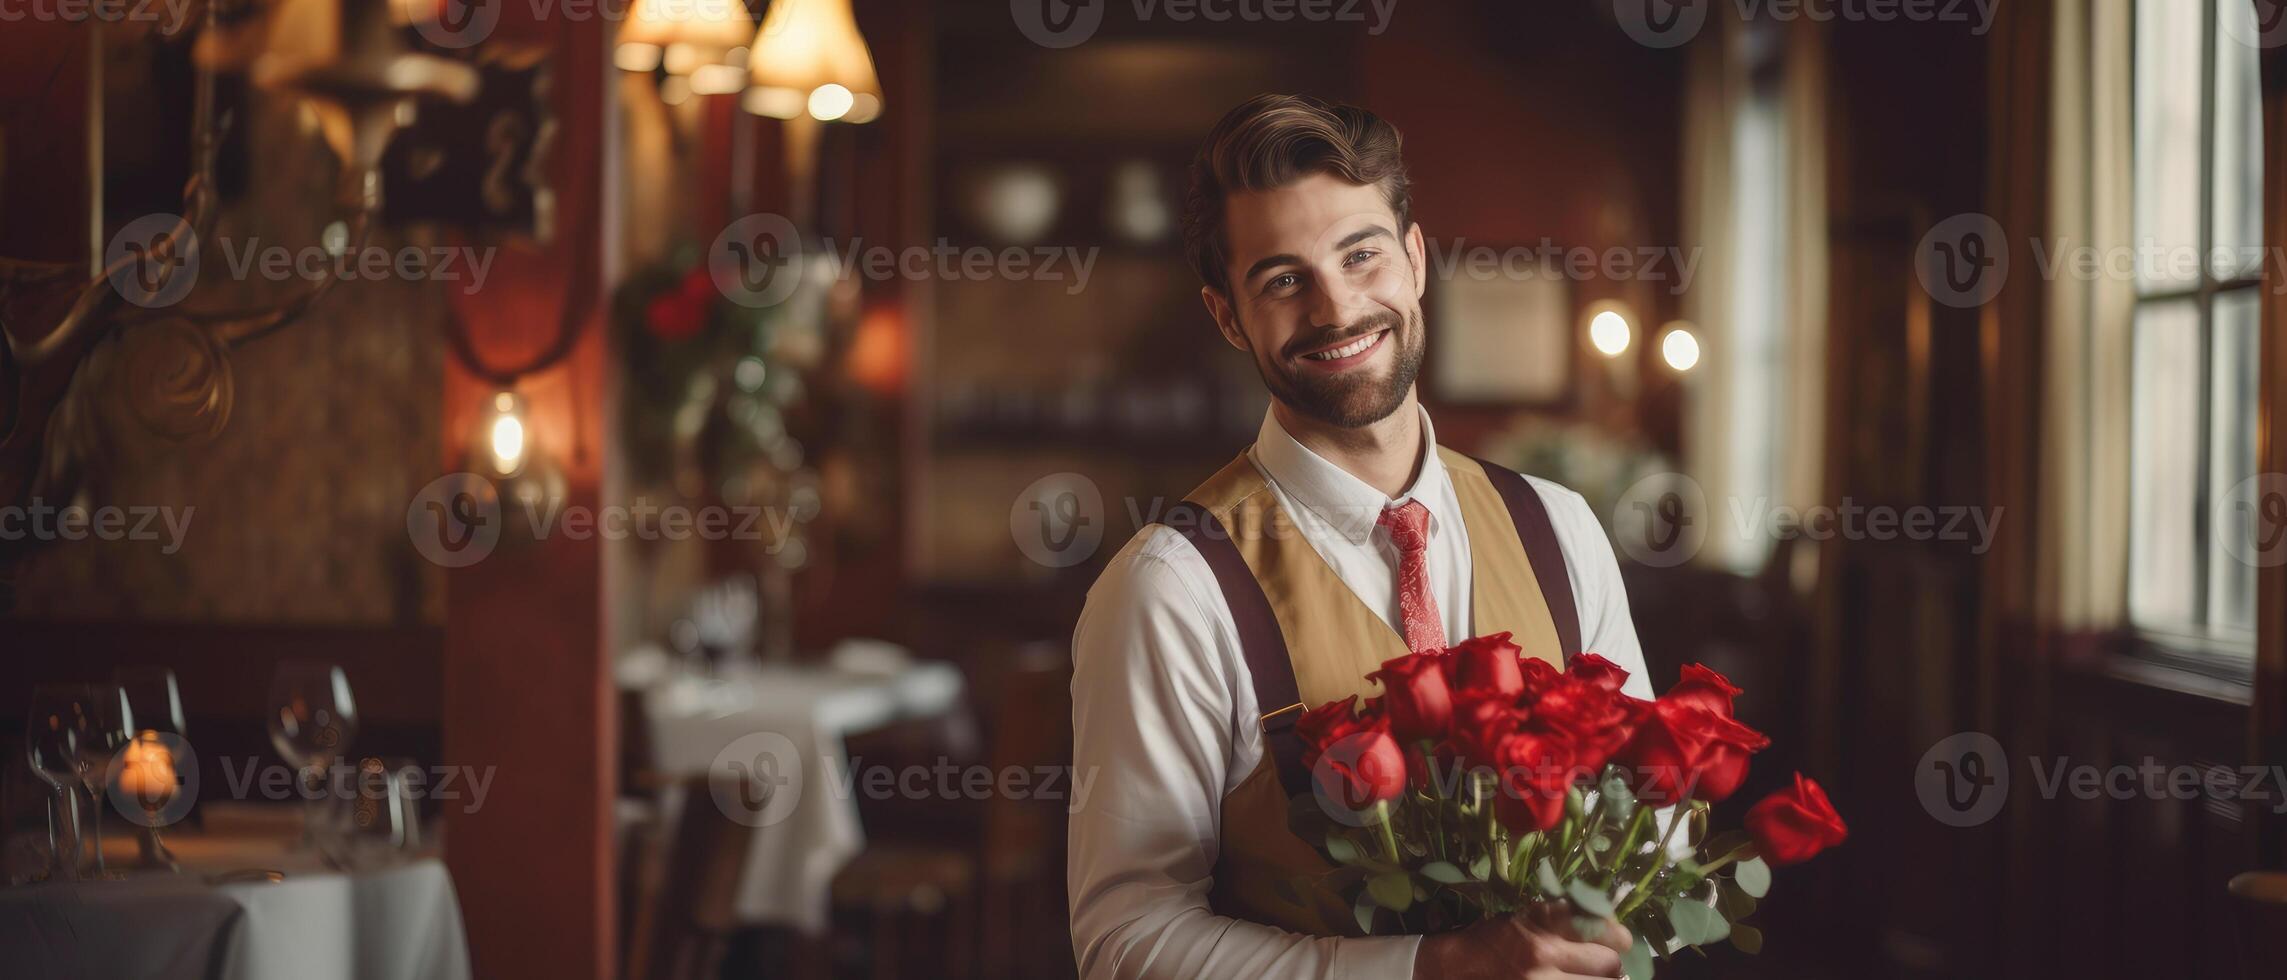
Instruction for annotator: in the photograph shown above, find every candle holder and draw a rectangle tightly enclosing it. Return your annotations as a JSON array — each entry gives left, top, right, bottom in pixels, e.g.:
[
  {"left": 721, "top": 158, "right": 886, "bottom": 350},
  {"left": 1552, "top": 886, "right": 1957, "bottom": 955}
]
[{"left": 117, "top": 732, "right": 182, "bottom": 872}]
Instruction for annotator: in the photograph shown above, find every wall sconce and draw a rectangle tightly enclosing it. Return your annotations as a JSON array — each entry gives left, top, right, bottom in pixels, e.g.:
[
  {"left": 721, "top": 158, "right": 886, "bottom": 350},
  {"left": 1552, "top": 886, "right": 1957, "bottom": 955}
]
[
  {"left": 481, "top": 390, "right": 529, "bottom": 478},
  {"left": 1588, "top": 307, "right": 1633, "bottom": 358},
  {"left": 740, "top": 0, "right": 883, "bottom": 124},
  {"left": 615, "top": 0, "right": 759, "bottom": 75}
]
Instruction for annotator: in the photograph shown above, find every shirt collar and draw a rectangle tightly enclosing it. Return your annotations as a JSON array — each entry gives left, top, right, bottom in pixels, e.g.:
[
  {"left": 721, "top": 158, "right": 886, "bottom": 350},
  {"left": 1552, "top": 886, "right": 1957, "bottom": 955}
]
[{"left": 1251, "top": 406, "right": 1454, "bottom": 545}]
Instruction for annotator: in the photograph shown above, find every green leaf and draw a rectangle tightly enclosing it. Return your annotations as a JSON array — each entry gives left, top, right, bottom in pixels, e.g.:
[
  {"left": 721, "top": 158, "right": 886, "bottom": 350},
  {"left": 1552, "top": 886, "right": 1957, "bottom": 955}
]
[
  {"left": 1573, "top": 915, "right": 1606, "bottom": 940},
  {"left": 1469, "top": 854, "right": 1493, "bottom": 881},
  {"left": 1592, "top": 834, "right": 1614, "bottom": 853},
  {"left": 1699, "top": 830, "right": 1749, "bottom": 861},
  {"left": 1326, "top": 837, "right": 1361, "bottom": 865},
  {"left": 1731, "top": 923, "right": 1763, "bottom": 955},
  {"left": 1714, "top": 880, "right": 1758, "bottom": 920},
  {"left": 1734, "top": 857, "right": 1771, "bottom": 898},
  {"left": 1422, "top": 861, "right": 1469, "bottom": 884},
  {"left": 1600, "top": 772, "right": 1637, "bottom": 820},
  {"left": 1535, "top": 859, "right": 1564, "bottom": 896},
  {"left": 1622, "top": 932, "right": 1657, "bottom": 980},
  {"left": 1566, "top": 878, "right": 1615, "bottom": 918},
  {"left": 1354, "top": 892, "right": 1378, "bottom": 934},
  {"left": 1667, "top": 901, "right": 1730, "bottom": 947},
  {"left": 1369, "top": 872, "right": 1414, "bottom": 912}
]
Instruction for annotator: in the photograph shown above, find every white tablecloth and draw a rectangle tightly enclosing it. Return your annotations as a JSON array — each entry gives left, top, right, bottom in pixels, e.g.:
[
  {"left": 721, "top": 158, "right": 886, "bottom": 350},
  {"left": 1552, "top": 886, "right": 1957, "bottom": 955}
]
[
  {"left": 0, "top": 807, "right": 471, "bottom": 980},
  {"left": 642, "top": 656, "right": 967, "bottom": 933}
]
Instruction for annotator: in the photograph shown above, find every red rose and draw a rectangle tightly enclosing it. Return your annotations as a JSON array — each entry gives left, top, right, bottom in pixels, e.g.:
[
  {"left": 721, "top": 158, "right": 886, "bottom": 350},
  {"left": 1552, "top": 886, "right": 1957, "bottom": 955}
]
[
  {"left": 1491, "top": 729, "right": 1578, "bottom": 833},
  {"left": 644, "top": 291, "right": 707, "bottom": 341},
  {"left": 1614, "top": 699, "right": 1769, "bottom": 804},
  {"left": 1443, "top": 691, "right": 1529, "bottom": 769},
  {"left": 1369, "top": 650, "right": 1454, "bottom": 743},
  {"left": 1313, "top": 727, "right": 1409, "bottom": 811},
  {"left": 1745, "top": 773, "right": 1848, "bottom": 866},
  {"left": 1527, "top": 678, "right": 1646, "bottom": 774},
  {"left": 1668, "top": 663, "right": 1744, "bottom": 717},
  {"left": 1566, "top": 652, "right": 1632, "bottom": 693},
  {"left": 1294, "top": 695, "right": 1380, "bottom": 768},
  {"left": 1450, "top": 632, "right": 1525, "bottom": 698},
  {"left": 1517, "top": 656, "right": 1565, "bottom": 698}
]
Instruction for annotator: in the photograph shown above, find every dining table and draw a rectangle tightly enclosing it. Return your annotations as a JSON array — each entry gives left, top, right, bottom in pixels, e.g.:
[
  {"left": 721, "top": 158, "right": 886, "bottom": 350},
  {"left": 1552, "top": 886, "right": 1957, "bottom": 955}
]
[
  {"left": 0, "top": 803, "right": 472, "bottom": 980},
  {"left": 636, "top": 642, "right": 970, "bottom": 934}
]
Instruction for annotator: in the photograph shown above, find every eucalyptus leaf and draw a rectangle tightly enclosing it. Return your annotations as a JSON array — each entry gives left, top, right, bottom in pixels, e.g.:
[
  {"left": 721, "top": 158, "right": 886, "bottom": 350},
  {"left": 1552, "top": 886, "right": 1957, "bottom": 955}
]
[
  {"left": 1535, "top": 859, "right": 1564, "bottom": 896},
  {"left": 1667, "top": 901, "right": 1729, "bottom": 947},
  {"left": 1734, "top": 857, "right": 1771, "bottom": 898},
  {"left": 1327, "top": 836, "right": 1361, "bottom": 865},
  {"left": 1699, "top": 831, "right": 1748, "bottom": 860},
  {"left": 1469, "top": 854, "right": 1493, "bottom": 881},
  {"left": 1714, "top": 880, "right": 1757, "bottom": 920},
  {"left": 1621, "top": 932, "right": 1656, "bottom": 980},
  {"left": 1600, "top": 772, "right": 1637, "bottom": 820},
  {"left": 1422, "top": 861, "right": 1468, "bottom": 885},
  {"left": 1731, "top": 923, "right": 1764, "bottom": 955},
  {"left": 1573, "top": 915, "right": 1606, "bottom": 940},
  {"left": 1566, "top": 879, "right": 1615, "bottom": 918},
  {"left": 1354, "top": 893, "right": 1378, "bottom": 934},
  {"left": 1369, "top": 872, "right": 1414, "bottom": 912}
]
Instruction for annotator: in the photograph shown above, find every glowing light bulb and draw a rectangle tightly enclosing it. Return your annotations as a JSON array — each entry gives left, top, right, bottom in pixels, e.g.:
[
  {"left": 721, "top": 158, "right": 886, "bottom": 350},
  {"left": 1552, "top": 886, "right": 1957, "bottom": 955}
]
[
  {"left": 1589, "top": 310, "right": 1632, "bottom": 357},
  {"left": 1661, "top": 327, "right": 1701, "bottom": 372},
  {"left": 808, "top": 83, "right": 854, "bottom": 121},
  {"left": 488, "top": 392, "right": 527, "bottom": 476}
]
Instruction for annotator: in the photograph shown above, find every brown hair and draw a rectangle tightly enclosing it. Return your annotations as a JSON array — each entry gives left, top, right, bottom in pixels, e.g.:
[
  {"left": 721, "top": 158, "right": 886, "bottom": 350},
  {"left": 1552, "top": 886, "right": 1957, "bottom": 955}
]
[{"left": 1180, "top": 93, "right": 1413, "bottom": 295}]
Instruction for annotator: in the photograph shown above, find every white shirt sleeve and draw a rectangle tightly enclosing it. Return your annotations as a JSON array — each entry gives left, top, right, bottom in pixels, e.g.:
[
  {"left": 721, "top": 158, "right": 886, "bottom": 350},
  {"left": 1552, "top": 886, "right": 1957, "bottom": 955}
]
[
  {"left": 1067, "top": 529, "right": 1423, "bottom": 980},
  {"left": 1529, "top": 477, "right": 1657, "bottom": 702}
]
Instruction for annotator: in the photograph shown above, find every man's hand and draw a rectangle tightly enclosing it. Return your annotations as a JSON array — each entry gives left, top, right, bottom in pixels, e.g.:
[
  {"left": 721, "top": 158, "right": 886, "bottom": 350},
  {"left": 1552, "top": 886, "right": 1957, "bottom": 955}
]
[{"left": 1411, "top": 903, "right": 1633, "bottom": 980}]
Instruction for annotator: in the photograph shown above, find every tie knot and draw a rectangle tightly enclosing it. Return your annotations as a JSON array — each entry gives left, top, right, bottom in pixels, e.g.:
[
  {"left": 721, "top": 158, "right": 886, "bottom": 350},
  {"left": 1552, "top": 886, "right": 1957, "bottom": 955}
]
[{"left": 1377, "top": 499, "right": 1432, "bottom": 551}]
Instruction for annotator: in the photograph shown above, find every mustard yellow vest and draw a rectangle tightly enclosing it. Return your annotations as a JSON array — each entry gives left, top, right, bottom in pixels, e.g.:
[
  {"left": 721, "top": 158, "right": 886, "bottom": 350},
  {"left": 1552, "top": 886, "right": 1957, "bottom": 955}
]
[{"left": 1160, "top": 446, "right": 1580, "bottom": 936}]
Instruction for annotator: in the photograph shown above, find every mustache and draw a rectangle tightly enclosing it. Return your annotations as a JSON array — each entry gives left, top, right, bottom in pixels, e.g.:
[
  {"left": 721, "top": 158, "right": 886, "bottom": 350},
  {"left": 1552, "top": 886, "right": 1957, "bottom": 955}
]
[{"left": 1282, "top": 310, "right": 1405, "bottom": 361}]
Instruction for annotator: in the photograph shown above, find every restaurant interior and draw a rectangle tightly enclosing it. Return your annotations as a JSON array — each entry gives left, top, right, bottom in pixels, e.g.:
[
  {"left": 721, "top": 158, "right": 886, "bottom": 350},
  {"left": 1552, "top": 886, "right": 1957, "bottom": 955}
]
[{"left": 4, "top": 0, "right": 2287, "bottom": 978}]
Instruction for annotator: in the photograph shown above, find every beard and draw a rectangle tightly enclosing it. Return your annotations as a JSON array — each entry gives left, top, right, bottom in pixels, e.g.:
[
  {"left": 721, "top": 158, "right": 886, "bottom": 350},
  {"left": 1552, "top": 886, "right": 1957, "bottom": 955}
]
[{"left": 1251, "top": 306, "right": 1426, "bottom": 429}]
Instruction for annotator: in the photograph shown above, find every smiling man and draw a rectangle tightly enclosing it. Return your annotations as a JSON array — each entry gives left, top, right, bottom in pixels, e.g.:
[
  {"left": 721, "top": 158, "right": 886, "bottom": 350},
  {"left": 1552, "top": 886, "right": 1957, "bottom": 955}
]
[{"left": 1067, "top": 95, "right": 1658, "bottom": 979}]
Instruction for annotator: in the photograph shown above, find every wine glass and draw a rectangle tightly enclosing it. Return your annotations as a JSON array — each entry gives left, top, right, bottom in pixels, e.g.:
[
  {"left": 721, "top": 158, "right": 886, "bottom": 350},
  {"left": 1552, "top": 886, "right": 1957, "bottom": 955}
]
[
  {"left": 267, "top": 662, "right": 357, "bottom": 847},
  {"left": 114, "top": 667, "right": 188, "bottom": 867},
  {"left": 114, "top": 667, "right": 185, "bottom": 739},
  {"left": 70, "top": 685, "right": 133, "bottom": 878},
  {"left": 25, "top": 685, "right": 88, "bottom": 881}
]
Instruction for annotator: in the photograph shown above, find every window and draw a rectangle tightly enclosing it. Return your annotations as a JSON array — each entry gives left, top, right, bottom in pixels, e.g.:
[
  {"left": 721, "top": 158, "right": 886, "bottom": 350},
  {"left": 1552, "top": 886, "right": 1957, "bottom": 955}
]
[{"left": 2127, "top": 0, "right": 2262, "bottom": 646}]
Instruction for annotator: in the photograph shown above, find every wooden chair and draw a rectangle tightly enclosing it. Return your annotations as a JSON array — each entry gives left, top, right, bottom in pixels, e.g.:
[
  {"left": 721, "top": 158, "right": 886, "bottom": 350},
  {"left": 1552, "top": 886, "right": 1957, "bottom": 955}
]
[
  {"left": 627, "top": 773, "right": 758, "bottom": 980},
  {"left": 2227, "top": 871, "right": 2287, "bottom": 977}
]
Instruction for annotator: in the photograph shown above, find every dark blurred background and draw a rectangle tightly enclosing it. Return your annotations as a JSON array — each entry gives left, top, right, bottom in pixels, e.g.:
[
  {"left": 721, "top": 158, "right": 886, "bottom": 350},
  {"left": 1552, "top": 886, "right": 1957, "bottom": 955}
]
[{"left": 3, "top": 1, "right": 2286, "bottom": 978}]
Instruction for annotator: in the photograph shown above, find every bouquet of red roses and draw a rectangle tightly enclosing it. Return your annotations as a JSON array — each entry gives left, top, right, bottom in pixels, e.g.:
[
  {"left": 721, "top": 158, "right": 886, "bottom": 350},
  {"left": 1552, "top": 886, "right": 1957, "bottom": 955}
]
[{"left": 1289, "top": 633, "right": 1846, "bottom": 979}]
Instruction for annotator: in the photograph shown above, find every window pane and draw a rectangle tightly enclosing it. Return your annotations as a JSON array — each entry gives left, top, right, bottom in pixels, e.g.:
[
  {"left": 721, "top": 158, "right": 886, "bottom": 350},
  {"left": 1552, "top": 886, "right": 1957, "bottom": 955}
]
[
  {"left": 2213, "top": 0, "right": 2263, "bottom": 280},
  {"left": 2129, "top": 299, "right": 2203, "bottom": 629},
  {"left": 2135, "top": 0, "right": 2206, "bottom": 292},
  {"left": 2207, "top": 289, "right": 2260, "bottom": 633}
]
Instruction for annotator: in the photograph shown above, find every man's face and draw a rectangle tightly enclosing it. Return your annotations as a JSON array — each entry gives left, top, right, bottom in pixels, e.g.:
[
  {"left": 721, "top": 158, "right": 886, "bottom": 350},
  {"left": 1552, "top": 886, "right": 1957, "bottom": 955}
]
[{"left": 1204, "top": 173, "right": 1428, "bottom": 429}]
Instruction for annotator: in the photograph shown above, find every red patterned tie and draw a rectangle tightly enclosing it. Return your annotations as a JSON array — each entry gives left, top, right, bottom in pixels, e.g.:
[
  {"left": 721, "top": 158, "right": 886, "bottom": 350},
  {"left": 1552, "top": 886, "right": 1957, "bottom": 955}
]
[{"left": 1378, "top": 500, "right": 1447, "bottom": 654}]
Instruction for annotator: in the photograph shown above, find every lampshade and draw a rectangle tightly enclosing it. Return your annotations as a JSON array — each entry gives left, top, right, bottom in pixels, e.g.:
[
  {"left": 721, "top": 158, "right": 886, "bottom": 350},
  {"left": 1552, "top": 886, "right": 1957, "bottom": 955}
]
[
  {"left": 617, "top": 0, "right": 758, "bottom": 74},
  {"left": 743, "top": 0, "right": 882, "bottom": 123}
]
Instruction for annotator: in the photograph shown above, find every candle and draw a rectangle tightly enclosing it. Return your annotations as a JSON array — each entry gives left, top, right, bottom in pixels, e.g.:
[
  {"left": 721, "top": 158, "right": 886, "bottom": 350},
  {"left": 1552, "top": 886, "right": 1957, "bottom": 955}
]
[{"left": 118, "top": 735, "right": 177, "bottom": 808}]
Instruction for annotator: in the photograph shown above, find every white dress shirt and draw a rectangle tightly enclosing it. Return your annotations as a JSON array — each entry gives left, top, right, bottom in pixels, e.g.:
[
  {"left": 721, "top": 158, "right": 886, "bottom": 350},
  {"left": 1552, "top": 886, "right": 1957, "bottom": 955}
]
[{"left": 1067, "top": 408, "right": 1656, "bottom": 980}]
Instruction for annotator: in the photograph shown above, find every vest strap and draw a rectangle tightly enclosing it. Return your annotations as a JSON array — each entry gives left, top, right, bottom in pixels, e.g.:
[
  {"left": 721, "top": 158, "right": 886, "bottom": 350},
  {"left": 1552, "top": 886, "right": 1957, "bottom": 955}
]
[
  {"left": 1468, "top": 456, "right": 1582, "bottom": 659},
  {"left": 1161, "top": 501, "right": 1312, "bottom": 800}
]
